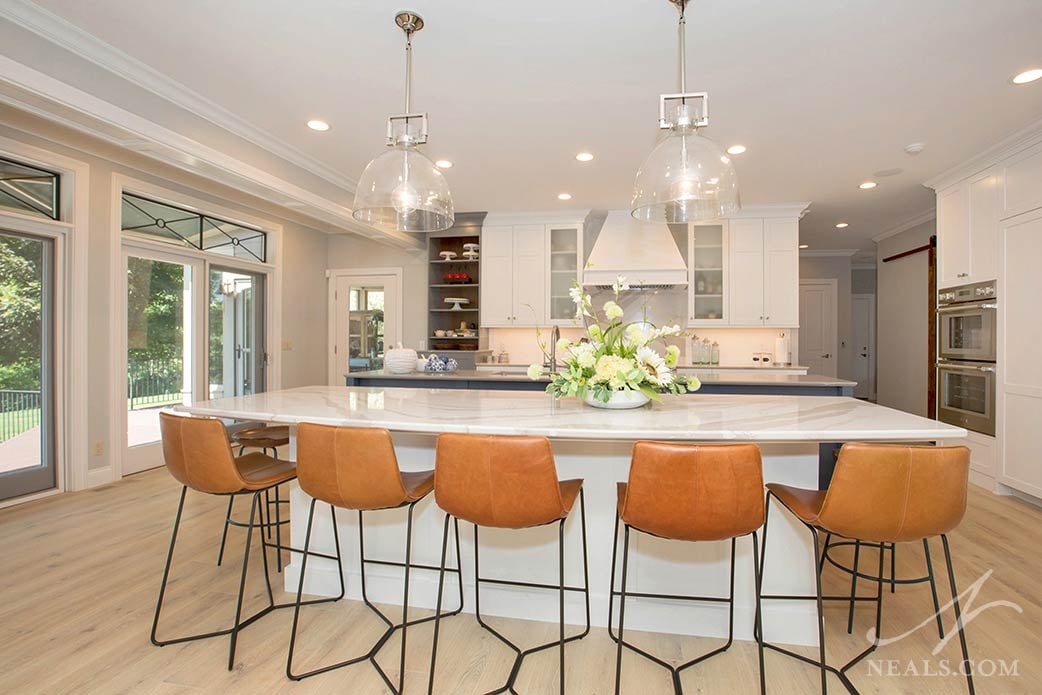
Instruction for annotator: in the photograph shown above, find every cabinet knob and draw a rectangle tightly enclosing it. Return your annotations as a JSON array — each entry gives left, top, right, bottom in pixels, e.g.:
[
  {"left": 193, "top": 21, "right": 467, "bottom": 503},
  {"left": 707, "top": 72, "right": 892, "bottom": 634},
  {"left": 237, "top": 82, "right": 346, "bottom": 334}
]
[
  {"left": 821, "top": 353, "right": 831, "bottom": 359},
  {"left": 765, "top": 316, "right": 770, "bottom": 320}
]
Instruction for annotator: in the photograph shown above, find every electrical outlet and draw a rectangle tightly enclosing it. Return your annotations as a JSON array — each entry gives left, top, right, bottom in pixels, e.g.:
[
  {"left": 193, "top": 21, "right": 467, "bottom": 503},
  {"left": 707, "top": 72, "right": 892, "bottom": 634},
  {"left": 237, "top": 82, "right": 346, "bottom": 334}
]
[
  {"left": 92, "top": 441, "right": 104, "bottom": 456},
  {"left": 282, "top": 340, "right": 293, "bottom": 351}
]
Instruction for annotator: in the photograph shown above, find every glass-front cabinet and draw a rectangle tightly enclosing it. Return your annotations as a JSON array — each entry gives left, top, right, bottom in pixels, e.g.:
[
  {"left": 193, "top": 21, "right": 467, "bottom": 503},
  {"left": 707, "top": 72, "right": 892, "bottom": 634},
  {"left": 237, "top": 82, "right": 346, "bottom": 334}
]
[
  {"left": 687, "top": 221, "right": 728, "bottom": 325},
  {"left": 547, "top": 225, "right": 582, "bottom": 324}
]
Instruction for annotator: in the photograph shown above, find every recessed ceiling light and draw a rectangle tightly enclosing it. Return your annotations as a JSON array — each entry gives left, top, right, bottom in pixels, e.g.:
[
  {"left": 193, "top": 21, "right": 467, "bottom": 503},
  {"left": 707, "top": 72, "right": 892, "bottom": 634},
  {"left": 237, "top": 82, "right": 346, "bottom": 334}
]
[
  {"left": 859, "top": 181, "right": 877, "bottom": 190},
  {"left": 1011, "top": 68, "right": 1042, "bottom": 85},
  {"left": 575, "top": 152, "right": 594, "bottom": 162},
  {"left": 726, "top": 145, "right": 747, "bottom": 155},
  {"left": 435, "top": 159, "right": 454, "bottom": 169},
  {"left": 904, "top": 142, "right": 926, "bottom": 155},
  {"left": 799, "top": 244, "right": 810, "bottom": 249},
  {"left": 306, "top": 119, "right": 330, "bottom": 132},
  {"left": 557, "top": 193, "right": 572, "bottom": 201},
  {"left": 835, "top": 222, "right": 849, "bottom": 228}
]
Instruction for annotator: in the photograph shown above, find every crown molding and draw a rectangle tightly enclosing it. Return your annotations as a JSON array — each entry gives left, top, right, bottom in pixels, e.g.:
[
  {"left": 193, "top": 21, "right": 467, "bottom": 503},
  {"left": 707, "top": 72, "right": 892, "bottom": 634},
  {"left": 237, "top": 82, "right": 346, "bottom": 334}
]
[
  {"left": 0, "top": 0, "right": 358, "bottom": 192},
  {"left": 799, "top": 248, "right": 859, "bottom": 258},
  {"left": 0, "top": 55, "right": 423, "bottom": 251},
  {"left": 924, "top": 115, "right": 1042, "bottom": 191},
  {"left": 871, "top": 209, "right": 935, "bottom": 243},
  {"left": 485, "top": 209, "right": 592, "bottom": 226}
]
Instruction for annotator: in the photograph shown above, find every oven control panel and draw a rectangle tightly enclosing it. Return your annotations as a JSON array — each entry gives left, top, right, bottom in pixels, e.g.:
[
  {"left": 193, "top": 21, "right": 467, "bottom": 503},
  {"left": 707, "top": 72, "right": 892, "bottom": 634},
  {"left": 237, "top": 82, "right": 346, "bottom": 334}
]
[{"left": 938, "top": 280, "right": 996, "bottom": 305}]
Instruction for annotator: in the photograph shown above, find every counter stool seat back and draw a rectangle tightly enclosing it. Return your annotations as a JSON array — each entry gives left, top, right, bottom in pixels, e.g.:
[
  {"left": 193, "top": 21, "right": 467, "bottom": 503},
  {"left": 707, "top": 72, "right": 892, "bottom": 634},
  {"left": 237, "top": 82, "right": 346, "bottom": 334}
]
[
  {"left": 621, "top": 442, "right": 765, "bottom": 542},
  {"left": 160, "top": 411, "right": 282, "bottom": 494},
  {"left": 435, "top": 433, "right": 579, "bottom": 529},
  {"left": 787, "top": 443, "right": 969, "bottom": 543},
  {"left": 296, "top": 423, "right": 429, "bottom": 510}
]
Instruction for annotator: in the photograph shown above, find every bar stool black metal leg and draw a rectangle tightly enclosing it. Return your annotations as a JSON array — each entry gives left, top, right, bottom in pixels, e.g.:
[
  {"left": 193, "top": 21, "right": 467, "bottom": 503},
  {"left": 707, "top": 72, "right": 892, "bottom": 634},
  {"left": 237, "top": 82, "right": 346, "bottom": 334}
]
[
  {"left": 228, "top": 491, "right": 261, "bottom": 670},
  {"left": 286, "top": 497, "right": 319, "bottom": 679},
  {"left": 752, "top": 530, "right": 766, "bottom": 695},
  {"left": 889, "top": 542, "right": 897, "bottom": 593},
  {"left": 217, "top": 495, "right": 234, "bottom": 566},
  {"left": 754, "top": 494, "right": 771, "bottom": 646},
  {"left": 922, "top": 538, "right": 945, "bottom": 639},
  {"left": 847, "top": 540, "right": 862, "bottom": 634},
  {"left": 941, "top": 534, "right": 976, "bottom": 695},
  {"left": 427, "top": 513, "right": 452, "bottom": 695},
  {"left": 151, "top": 485, "right": 188, "bottom": 646},
  {"left": 614, "top": 524, "right": 631, "bottom": 695},
  {"left": 558, "top": 518, "right": 566, "bottom": 694},
  {"left": 264, "top": 489, "right": 272, "bottom": 540},
  {"left": 274, "top": 484, "right": 283, "bottom": 573},
  {"left": 819, "top": 532, "right": 832, "bottom": 574},
  {"left": 810, "top": 526, "right": 828, "bottom": 694},
  {"left": 395, "top": 501, "right": 416, "bottom": 695}
]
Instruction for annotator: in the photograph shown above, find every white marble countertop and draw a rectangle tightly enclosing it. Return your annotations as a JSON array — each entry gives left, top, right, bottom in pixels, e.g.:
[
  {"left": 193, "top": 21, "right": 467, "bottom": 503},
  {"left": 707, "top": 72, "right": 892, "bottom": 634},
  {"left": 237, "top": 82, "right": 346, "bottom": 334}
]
[
  {"left": 345, "top": 369, "right": 854, "bottom": 388},
  {"left": 179, "top": 386, "right": 962, "bottom": 442}
]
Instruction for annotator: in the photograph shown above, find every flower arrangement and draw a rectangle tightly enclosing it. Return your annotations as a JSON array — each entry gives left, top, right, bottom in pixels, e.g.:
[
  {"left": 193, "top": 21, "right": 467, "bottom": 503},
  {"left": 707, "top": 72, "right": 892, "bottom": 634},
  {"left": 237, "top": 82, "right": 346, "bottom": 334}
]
[{"left": 527, "top": 276, "right": 699, "bottom": 406}]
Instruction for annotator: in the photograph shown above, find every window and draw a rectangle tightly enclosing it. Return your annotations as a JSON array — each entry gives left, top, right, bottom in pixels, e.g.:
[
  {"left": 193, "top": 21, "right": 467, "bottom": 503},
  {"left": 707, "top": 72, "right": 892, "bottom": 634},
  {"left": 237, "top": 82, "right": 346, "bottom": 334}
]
[
  {"left": 121, "top": 192, "right": 267, "bottom": 262},
  {"left": 0, "top": 156, "right": 59, "bottom": 220}
]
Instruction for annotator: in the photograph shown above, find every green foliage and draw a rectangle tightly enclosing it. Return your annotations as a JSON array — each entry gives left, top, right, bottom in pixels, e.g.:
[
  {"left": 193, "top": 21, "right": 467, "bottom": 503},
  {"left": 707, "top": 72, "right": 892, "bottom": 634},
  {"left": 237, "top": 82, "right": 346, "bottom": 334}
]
[{"left": 0, "top": 236, "right": 43, "bottom": 390}]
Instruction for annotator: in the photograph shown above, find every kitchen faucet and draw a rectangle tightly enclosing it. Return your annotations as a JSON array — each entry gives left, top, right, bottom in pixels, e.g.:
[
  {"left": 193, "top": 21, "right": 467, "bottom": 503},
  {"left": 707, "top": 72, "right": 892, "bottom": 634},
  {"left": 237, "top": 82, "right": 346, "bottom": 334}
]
[{"left": 545, "top": 325, "right": 561, "bottom": 373}]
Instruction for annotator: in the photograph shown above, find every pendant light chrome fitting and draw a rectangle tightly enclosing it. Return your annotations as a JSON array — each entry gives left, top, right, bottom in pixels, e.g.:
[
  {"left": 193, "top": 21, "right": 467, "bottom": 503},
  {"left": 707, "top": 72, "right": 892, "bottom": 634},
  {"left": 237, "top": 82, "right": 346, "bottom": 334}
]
[
  {"left": 631, "top": 0, "right": 739, "bottom": 224},
  {"left": 352, "top": 10, "right": 454, "bottom": 234}
]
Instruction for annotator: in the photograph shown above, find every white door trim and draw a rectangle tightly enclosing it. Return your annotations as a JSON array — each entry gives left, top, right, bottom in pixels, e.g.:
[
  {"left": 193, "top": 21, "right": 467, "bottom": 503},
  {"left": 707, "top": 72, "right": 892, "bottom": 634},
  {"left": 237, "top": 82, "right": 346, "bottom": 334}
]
[
  {"left": 799, "top": 279, "right": 839, "bottom": 378},
  {"left": 110, "top": 173, "right": 282, "bottom": 481},
  {"left": 327, "top": 268, "right": 404, "bottom": 386},
  {"left": 0, "top": 135, "right": 89, "bottom": 502},
  {"left": 852, "top": 293, "right": 877, "bottom": 400}
]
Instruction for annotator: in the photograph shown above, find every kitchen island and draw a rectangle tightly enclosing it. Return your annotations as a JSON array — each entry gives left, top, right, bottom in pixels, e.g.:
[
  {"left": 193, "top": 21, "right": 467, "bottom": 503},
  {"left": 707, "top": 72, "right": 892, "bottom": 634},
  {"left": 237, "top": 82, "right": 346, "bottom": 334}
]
[
  {"left": 179, "top": 386, "right": 963, "bottom": 647},
  {"left": 345, "top": 368, "right": 856, "bottom": 396}
]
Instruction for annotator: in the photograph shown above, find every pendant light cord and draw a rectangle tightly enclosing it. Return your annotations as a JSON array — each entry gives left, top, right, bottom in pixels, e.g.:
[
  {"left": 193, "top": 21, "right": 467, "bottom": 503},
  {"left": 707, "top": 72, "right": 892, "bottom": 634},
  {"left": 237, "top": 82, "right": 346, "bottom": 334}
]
[
  {"left": 404, "top": 31, "right": 413, "bottom": 113},
  {"left": 677, "top": 1, "right": 687, "bottom": 93}
]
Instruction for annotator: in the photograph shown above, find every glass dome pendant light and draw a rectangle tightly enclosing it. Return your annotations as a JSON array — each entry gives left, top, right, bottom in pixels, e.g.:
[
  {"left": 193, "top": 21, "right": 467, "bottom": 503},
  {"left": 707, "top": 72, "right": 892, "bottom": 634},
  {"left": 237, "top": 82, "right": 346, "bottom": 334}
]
[
  {"left": 352, "top": 11, "right": 454, "bottom": 233},
  {"left": 631, "top": 0, "right": 739, "bottom": 223}
]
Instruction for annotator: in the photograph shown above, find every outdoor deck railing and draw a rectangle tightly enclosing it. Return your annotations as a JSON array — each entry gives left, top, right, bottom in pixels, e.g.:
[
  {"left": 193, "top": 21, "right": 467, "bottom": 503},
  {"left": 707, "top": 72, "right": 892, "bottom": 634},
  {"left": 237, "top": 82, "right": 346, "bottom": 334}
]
[{"left": 0, "top": 389, "right": 42, "bottom": 443}]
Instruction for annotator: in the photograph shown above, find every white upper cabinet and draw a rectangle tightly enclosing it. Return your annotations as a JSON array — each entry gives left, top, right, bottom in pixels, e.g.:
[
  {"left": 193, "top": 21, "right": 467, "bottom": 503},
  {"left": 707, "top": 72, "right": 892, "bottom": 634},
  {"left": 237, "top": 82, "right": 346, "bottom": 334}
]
[
  {"left": 937, "top": 168, "right": 999, "bottom": 288},
  {"left": 479, "top": 225, "right": 515, "bottom": 326},
  {"left": 687, "top": 221, "right": 728, "bottom": 325},
  {"left": 709, "top": 217, "right": 799, "bottom": 328},
  {"left": 511, "top": 224, "right": 546, "bottom": 326},
  {"left": 481, "top": 220, "right": 568, "bottom": 327},
  {"left": 727, "top": 219, "right": 766, "bottom": 325},
  {"left": 547, "top": 225, "right": 583, "bottom": 324},
  {"left": 763, "top": 219, "right": 800, "bottom": 326},
  {"left": 1000, "top": 139, "right": 1042, "bottom": 220}
]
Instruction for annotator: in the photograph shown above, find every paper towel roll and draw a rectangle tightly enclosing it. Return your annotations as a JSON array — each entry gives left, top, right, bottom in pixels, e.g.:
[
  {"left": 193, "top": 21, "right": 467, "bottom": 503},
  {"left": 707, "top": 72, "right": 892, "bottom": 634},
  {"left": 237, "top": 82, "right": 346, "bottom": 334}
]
[{"left": 774, "top": 335, "right": 790, "bottom": 365}]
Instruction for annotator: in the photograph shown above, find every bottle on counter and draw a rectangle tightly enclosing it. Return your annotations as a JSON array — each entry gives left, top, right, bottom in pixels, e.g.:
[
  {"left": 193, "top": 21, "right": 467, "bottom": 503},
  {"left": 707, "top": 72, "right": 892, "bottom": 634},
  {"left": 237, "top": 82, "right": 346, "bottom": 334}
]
[
  {"left": 702, "top": 338, "right": 711, "bottom": 366},
  {"left": 711, "top": 341, "right": 720, "bottom": 365}
]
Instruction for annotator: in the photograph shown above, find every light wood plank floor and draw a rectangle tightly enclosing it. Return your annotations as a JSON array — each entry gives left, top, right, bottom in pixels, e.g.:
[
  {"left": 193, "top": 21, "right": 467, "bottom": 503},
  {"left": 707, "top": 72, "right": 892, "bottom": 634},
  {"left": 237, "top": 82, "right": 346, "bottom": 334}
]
[{"left": 1, "top": 469, "right": 1040, "bottom": 694}]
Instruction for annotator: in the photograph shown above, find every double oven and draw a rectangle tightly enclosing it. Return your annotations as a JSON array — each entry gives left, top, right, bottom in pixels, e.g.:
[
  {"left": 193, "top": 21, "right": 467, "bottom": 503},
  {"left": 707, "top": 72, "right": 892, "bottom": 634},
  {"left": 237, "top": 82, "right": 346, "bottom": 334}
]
[{"left": 936, "top": 281, "right": 997, "bottom": 436}]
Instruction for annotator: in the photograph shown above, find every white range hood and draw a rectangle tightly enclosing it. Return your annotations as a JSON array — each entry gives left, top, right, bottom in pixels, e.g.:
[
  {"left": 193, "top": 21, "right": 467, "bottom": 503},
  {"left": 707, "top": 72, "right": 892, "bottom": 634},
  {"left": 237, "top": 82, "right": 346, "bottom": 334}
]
[{"left": 583, "top": 210, "right": 688, "bottom": 288}]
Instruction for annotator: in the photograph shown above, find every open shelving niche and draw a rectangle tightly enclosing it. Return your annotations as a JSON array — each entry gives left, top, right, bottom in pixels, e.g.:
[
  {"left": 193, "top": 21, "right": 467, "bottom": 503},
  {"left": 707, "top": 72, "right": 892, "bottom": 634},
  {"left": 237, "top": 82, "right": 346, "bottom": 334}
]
[{"left": 427, "top": 212, "right": 488, "bottom": 358}]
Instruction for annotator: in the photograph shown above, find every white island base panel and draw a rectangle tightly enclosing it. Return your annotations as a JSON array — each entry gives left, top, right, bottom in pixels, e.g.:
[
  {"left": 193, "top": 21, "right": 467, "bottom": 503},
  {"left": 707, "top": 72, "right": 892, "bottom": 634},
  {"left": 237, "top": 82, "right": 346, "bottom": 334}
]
[{"left": 284, "top": 432, "right": 826, "bottom": 648}]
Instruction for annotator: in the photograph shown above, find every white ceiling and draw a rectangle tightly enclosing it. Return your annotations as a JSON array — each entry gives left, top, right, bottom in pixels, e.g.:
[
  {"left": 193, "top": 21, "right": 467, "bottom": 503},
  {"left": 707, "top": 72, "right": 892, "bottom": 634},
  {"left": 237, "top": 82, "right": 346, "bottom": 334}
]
[{"left": 15, "top": 0, "right": 1042, "bottom": 250}]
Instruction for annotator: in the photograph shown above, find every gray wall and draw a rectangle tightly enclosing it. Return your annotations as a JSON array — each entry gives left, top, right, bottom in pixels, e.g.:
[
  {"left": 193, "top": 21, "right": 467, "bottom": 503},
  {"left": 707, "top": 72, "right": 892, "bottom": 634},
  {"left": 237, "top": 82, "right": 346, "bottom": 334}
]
[
  {"left": 0, "top": 107, "right": 329, "bottom": 474},
  {"left": 875, "top": 219, "right": 935, "bottom": 416},
  {"left": 799, "top": 256, "right": 853, "bottom": 380},
  {"left": 852, "top": 268, "right": 877, "bottom": 294}
]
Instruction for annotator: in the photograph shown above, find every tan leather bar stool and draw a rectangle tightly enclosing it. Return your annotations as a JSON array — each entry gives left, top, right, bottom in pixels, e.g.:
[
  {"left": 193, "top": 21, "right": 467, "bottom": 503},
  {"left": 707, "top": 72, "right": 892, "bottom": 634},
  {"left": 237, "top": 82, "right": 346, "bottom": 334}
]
[
  {"left": 218, "top": 424, "right": 292, "bottom": 571},
  {"left": 427, "top": 433, "right": 590, "bottom": 695},
  {"left": 151, "top": 412, "right": 342, "bottom": 670},
  {"left": 610, "top": 442, "right": 767, "bottom": 695},
  {"left": 758, "top": 443, "right": 974, "bottom": 694},
  {"left": 287, "top": 424, "right": 464, "bottom": 694}
]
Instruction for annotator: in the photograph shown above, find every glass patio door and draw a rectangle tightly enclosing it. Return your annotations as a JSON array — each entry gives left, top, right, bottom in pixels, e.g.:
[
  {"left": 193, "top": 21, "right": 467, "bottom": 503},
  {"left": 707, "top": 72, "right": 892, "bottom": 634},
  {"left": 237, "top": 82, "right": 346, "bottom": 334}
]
[
  {"left": 332, "top": 274, "right": 398, "bottom": 381},
  {"left": 123, "top": 251, "right": 202, "bottom": 475},
  {"left": 208, "top": 268, "right": 266, "bottom": 399},
  {"left": 0, "top": 230, "right": 56, "bottom": 501}
]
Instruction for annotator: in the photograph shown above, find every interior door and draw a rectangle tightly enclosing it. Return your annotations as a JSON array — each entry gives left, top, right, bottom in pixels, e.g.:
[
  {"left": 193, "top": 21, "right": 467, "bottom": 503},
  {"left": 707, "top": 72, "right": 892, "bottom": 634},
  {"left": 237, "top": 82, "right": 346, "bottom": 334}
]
[
  {"left": 0, "top": 230, "right": 56, "bottom": 501},
  {"left": 852, "top": 294, "right": 876, "bottom": 399},
  {"left": 124, "top": 251, "right": 204, "bottom": 475},
  {"left": 799, "top": 281, "right": 838, "bottom": 377},
  {"left": 332, "top": 274, "right": 399, "bottom": 383}
]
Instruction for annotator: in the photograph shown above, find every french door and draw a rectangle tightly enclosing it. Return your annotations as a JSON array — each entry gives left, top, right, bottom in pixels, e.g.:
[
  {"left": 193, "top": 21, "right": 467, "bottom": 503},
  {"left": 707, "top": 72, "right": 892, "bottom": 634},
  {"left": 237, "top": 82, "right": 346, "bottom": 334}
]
[
  {"left": 0, "top": 230, "right": 56, "bottom": 501},
  {"left": 123, "top": 247, "right": 267, "bottom": 475},
  {"left": 329, "top": 272, "right": 400, "bottom": 384}
]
